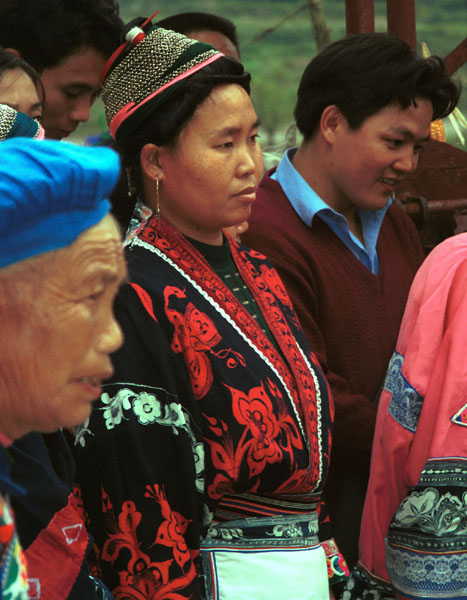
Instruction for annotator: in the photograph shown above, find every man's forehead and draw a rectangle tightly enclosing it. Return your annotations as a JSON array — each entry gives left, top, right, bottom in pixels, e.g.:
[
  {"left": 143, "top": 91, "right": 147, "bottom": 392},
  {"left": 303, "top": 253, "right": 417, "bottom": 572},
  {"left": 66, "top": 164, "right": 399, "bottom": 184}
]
[{"left": 44, "top": 46, "right": 106, "bottom": 88}]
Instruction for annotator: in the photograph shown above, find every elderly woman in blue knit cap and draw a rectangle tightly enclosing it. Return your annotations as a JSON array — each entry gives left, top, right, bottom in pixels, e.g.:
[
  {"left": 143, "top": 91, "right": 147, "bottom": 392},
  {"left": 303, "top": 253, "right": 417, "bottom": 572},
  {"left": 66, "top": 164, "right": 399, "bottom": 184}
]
[{"left": 0, "top": 138, "right": 126, "bottom": 599}]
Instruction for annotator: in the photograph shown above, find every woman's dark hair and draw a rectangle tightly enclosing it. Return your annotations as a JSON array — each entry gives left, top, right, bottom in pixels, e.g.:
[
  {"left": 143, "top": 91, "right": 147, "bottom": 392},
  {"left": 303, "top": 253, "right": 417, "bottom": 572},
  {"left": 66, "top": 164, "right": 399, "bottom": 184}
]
[
  {"left": 0, "top": 47, "right": 44, "bottom": 103},
  {"left": 110, "top": 55, "right": 250, "bottom": 229},
  {"left": 295, "top": 33, "right": 461, "bottom": 141}
]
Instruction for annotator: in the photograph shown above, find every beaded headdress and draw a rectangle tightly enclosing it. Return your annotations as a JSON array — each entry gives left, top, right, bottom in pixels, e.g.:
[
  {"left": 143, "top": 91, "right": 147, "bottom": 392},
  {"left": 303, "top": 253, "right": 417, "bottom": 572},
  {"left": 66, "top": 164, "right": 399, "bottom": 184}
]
[
  {"left": 102, "top": 12, "right": 223, "bottom": 144},
  {"left": 0, "top": 104, "right": 44, "bottom": 141}
]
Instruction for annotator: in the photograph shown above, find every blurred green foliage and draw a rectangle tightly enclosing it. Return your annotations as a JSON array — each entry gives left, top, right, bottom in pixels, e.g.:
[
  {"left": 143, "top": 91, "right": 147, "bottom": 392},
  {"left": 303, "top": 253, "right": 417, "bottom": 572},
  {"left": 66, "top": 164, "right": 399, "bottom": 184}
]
[{"left": 73, "top": 0, "right": 467, "bottom": 151}]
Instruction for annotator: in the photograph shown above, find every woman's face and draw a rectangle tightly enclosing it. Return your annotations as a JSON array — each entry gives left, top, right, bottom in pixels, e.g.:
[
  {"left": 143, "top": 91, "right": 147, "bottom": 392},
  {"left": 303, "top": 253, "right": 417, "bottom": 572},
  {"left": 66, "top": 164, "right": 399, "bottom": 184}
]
[
  {"left": 0, "top": 215, "right": 126, "bottom": 440},
  {"left": 0, "top": 67, "right": 42, "bottom": 119},
  {"left": 155, "top": 83, "right": 263, "bottom": 245}
]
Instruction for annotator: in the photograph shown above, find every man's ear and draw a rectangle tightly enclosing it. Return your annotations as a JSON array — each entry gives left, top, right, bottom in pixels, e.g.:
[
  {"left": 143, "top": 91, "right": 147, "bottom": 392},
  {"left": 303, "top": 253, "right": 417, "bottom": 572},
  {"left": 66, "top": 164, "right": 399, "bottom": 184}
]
[
  {"left": 320, "top": 105, "right": 347, "bottom": 144},
  {"left": 140, "top": 143, "right": 163, "bottom": 182}
]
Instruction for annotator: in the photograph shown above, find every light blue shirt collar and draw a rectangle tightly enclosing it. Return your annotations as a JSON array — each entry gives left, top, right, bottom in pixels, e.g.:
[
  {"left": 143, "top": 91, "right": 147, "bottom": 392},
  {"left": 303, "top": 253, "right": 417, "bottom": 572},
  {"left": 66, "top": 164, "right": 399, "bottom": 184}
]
[{"left": 271, "top": 148, "right": 391, "bottom": 274}]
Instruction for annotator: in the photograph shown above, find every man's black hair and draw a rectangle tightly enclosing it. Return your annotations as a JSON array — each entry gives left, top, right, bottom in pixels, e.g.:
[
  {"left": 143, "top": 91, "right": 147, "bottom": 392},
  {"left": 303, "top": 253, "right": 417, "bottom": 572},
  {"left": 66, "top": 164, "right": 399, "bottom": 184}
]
[
  {"left": 156, "top": 12, "right": 239, "bottom": 55},
  {"left": 294, "top": 33, "right": 460, "bottom": 141},
  {"left": 0, "top": 0, "right": 123, "bottom": 73}
]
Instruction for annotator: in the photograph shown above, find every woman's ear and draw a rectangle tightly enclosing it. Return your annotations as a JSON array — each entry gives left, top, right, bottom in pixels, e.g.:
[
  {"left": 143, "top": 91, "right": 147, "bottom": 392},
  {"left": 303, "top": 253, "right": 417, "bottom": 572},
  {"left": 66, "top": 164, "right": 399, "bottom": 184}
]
[
  {"left": 140, "top": 143, "right": 163, "bottom": 182},
  {"left": 320, "top": 105, "right": 347, "bottom": 145}
]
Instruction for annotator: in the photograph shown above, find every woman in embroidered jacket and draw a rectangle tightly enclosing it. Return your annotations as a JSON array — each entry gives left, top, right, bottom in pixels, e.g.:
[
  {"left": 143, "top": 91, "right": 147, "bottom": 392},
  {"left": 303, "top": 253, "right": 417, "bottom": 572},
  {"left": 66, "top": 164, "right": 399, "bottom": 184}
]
[
  {"left": 72, "top": 14, "right": 348, "bottom": 600},
  {"left": 344, "top": 232, "right": 467, "bottom": 600}
]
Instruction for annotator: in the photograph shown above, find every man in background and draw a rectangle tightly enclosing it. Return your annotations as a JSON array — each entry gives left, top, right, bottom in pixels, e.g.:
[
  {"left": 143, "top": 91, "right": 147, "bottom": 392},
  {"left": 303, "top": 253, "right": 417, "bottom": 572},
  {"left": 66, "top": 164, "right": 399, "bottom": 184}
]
[
  {"left": 157, "top": 11, "right": 240, "bottom": 61},
  {"left": 0, "top": 0, "right": 123, "bottom": 139},
  {"left": 243, "top": 32, "right": 460, "bottom": 567}
]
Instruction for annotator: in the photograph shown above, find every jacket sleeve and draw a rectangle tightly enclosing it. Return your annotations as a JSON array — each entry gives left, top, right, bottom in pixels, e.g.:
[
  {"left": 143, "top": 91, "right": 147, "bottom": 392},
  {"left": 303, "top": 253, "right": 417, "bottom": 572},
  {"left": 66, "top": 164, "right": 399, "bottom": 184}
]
[
  {"left": 73, "top": 284, "right": 205, "bottom": 600},
  {"left": 10, "top": 432, "right": 112, "bottom": 600}
]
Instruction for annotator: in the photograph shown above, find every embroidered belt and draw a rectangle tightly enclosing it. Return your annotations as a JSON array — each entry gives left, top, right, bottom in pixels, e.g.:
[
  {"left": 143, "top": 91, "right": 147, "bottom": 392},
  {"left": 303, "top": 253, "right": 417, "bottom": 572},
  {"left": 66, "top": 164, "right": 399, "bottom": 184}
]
[
  {"left": 201, "top": 493, "right": 329, "bottom": 599},
  {"left": 213, "top": 491, "right": 321, "bottom": 522}
]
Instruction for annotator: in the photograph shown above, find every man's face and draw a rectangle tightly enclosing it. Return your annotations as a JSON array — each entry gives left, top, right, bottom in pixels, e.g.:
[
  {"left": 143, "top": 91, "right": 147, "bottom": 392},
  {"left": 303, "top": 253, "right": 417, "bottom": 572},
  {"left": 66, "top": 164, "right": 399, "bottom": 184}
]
[
  {"left": 0, "top": 214, "right": 126, "bottom": 440},
  {"left": 324, "top": 98, "right": 433, "bottom": 215},
  {"left": 40, "top": 46, "right": 107, "bottom": 139}
]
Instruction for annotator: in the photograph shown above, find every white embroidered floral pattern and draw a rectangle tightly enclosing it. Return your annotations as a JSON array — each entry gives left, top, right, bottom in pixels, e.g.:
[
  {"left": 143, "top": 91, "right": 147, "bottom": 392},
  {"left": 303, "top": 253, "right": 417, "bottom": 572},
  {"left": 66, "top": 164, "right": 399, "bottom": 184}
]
[
  {"left": 393, "top": 488, "right": 467, "bottom": 535},
  {"left": 132, "top": 391, "right": 164, "bottom": 425},
  {"left": 74, "top": 385, "right": 205, "bottom": 493},
  {"left": 101, "top": 389, "right": 132, "bottom": 429}
]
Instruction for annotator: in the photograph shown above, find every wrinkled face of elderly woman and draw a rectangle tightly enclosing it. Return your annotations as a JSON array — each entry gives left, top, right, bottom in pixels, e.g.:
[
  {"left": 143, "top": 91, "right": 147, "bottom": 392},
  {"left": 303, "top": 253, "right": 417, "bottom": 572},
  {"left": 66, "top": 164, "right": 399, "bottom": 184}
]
[
  {"left": 0, "top": 214, "right": 126, "bottom": 440},
  {"left": 145, "top": 83, "right": 264, "bottom": 245}
]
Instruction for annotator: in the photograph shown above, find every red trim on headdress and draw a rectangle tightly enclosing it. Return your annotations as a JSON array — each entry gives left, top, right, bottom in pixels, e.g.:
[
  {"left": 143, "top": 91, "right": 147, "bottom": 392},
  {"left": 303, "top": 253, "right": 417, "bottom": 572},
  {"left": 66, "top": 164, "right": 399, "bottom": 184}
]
[{"left": 100, "top": 10, "right": 160, "bottom": 85}]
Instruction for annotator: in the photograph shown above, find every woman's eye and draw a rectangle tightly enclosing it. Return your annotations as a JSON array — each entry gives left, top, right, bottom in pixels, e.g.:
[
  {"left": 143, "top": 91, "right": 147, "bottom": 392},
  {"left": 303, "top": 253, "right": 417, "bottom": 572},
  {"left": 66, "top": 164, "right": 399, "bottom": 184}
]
[
  {"left": 218, "top": 141, "right": 233, "bottom": 148},
  {"left": 249, "top": 133, "right": 260, "bottom": 143},
  {"left": 387, "top": 138, "right": 403, "bottom": 148}
]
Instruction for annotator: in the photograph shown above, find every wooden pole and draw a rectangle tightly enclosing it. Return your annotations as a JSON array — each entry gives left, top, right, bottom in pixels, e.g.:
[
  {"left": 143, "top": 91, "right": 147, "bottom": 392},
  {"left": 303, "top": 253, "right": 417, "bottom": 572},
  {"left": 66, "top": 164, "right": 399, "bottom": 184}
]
[
  {"left": 345, "top": 0, "right": 375, "bottom": 35},
  {"left": 386, "top": 0, "right": 417, "bottom": 49}
]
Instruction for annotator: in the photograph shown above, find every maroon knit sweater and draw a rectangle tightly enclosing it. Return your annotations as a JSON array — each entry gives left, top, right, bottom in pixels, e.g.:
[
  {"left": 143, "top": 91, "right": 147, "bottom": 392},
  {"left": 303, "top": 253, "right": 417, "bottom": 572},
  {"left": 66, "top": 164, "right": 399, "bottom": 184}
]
[{"left": 243, "top": 171, "right": 425, "bottom": 514}]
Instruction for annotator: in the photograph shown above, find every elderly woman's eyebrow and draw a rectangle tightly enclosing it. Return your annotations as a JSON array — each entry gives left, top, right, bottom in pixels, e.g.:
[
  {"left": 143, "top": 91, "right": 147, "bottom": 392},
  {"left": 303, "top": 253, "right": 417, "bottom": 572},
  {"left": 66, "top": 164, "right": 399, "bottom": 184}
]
[{"left": 81, "top": 265, "right": 126, "bottom": 286}]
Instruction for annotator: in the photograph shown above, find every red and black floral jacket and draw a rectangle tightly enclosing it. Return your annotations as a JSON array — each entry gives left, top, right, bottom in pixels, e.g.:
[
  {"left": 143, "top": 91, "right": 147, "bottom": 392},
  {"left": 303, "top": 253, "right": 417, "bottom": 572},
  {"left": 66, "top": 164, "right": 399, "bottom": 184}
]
[{"left": 73, "top": 215, "right": 345, "bottom": 599}]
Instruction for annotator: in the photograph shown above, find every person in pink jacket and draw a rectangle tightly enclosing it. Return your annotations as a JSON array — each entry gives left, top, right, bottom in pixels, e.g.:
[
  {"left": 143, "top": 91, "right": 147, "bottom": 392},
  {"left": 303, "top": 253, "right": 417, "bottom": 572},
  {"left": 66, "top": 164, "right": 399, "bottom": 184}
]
[{"left": 345, "top": 232, "right": 467, "bottom": 599}]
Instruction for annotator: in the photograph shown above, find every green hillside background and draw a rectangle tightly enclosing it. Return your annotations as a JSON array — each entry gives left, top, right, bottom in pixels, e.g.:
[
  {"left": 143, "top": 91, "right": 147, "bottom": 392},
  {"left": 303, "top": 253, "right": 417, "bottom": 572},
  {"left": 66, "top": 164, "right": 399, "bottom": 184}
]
[{"left": 73, "top": 0, "right": 467, "bottom": 150}]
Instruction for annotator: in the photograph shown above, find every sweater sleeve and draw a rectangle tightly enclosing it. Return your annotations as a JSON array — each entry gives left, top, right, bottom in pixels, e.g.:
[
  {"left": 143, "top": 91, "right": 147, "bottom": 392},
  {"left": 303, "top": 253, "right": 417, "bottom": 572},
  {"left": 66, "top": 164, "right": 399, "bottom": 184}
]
[
  {"left": 72, "top": 284, "right": 205, "bottom": 600},
  {"left": 297, "top": 301, "right": 377, "bottom": 478}
]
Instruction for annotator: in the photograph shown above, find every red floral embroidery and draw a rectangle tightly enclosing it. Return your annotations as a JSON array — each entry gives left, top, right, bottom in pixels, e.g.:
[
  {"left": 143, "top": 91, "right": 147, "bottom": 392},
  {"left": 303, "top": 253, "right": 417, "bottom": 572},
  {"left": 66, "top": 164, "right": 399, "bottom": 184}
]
[
  {"left": 207, "top": 472, "right": 232, "bottom": 500},
  {"left": 231, "top": 384, "right": 282, "bottom": 477},
  {"left": 100, "top": 486, "right": 197, "bottom": 600},
  {"left": 145, "top": 485, "right": 192, "bottom": 571},
  {"left": 258, "top": 264, "right": 294, "bottom": 309},
  {"left": 164, "top": 287, "right": 221, "bottom": 399},
  {"left": 204, "top": 381, "right": 307, "bottom": 494},
  {"left": 101, "top": 500, "right": 144, "bottom": 572},
  {"left": 130, "top": 282, "right": 159, "bottom": 323},
  {"left": 231, "top": 384, "right": 282, "bottom": 474},
  {"left": 143, "top": 223, "right": 322, "bottom": 486}
]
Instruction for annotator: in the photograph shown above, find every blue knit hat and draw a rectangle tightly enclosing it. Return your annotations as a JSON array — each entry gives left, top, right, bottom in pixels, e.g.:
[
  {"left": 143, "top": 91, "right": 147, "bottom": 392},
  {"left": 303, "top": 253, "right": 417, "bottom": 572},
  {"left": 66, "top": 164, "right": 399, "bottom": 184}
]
[
  {"left": 0, "top": 138, "right": 121, "bottom": 269},
  {"left": 0, "top": 104, "right": 44, "bottom": 141}
]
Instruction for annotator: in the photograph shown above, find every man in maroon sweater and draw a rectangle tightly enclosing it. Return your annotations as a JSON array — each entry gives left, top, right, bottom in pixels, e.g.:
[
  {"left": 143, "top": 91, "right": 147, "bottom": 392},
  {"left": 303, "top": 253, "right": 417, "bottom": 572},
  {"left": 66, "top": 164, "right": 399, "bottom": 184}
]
[{"left": 243, "top": 33, "right": 460, "bottom": 568}]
